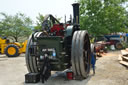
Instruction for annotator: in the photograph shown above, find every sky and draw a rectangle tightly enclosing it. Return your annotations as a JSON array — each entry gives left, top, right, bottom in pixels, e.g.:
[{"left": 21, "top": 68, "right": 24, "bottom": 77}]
[{"left": 0, "top": 0, "right": 76, "bottom": 24}]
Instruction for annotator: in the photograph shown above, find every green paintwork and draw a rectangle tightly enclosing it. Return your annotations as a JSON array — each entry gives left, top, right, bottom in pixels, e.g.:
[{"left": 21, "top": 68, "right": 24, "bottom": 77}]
[
  {"left": 32, "top": 25, "right": 74, "bottom": 71},
  {"left": 37, "top": 36, "right": 63, "bottom": 58}
]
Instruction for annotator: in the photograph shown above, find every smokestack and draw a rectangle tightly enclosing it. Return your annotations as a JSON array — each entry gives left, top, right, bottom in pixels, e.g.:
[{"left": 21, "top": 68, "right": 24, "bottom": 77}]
[{"left": 72, "top": 3, "right": 80, "bottom": 24}]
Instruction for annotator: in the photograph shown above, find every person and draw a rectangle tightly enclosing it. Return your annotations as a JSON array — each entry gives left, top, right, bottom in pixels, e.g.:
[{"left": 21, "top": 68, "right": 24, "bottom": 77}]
[{"left": 91, "top": 44, "right": 96, "bottom": 75}]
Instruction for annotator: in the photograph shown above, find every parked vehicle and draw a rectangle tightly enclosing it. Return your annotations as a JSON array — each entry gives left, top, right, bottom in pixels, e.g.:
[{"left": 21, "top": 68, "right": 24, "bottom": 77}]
[{"left": 0, "top": 37, "right": 27, "bottom": 57}]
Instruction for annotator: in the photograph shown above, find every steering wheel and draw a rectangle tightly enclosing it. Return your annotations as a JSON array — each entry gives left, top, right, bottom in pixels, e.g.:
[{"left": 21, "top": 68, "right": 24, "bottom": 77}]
[{"left": 42, "top": 20, "right": 51, "bottom": 32}]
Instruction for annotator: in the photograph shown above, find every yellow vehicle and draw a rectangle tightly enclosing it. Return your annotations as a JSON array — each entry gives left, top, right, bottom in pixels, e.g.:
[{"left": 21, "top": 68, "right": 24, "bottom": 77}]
[{"left": 0, "top": 37, "right": 27, "bottom": 57}]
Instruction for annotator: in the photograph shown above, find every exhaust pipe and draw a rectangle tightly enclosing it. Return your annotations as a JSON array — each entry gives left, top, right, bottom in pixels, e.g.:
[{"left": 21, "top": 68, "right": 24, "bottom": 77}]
[{"left": 72, "top": 3, "right": 80, "bottom": 24}]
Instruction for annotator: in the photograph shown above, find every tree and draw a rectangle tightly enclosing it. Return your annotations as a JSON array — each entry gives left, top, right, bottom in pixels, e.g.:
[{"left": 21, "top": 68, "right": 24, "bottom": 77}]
[
  {"left": 78, "top": 0, "right": 128, "bottom": 36},
  {"left": 0, "top": 13, "right": 33, "bottom": 42},
  {"left": 34, "top": 13, "right": 44, "bottom": 30}
]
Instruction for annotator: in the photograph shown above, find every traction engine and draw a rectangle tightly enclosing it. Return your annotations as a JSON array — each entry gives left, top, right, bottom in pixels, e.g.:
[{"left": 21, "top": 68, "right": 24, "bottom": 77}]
[{"left": 25, "top": 3, "right": 91, "bottom": 82}]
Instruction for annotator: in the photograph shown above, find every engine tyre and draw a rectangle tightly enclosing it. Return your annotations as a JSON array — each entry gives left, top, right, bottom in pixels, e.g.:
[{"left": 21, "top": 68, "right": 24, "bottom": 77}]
[
  {"left": 75, "top": 31, "right": 82, "bottom": 76},
  {"left": 71, "top": 30, "right": 91, "bottom": 79},
  {"left": 71, "top": 31, "right": 78, "bottom": 76},
  {"left": 115, "top": 42, "right": 123, "bottom": 50},
  {"left": 5, "top": 44, "right": 19, "bottom": 57},
  {"left": 25, "top": 32, "right": 43, "bottom": 73}
]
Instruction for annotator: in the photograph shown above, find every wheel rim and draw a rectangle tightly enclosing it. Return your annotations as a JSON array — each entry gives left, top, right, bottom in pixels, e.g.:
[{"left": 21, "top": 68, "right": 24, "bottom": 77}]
[
  {"left": 7, "top": 47, "right": 16, "bottom": 55},
  {"left": 117, "top": 44, "right": 122, "bottom": 49},
  {"left": 79, "top": 31, "right": 91, "bottom": 78},
  {"left": 83, "top": 33, "right": 90, "bottom": 74}
]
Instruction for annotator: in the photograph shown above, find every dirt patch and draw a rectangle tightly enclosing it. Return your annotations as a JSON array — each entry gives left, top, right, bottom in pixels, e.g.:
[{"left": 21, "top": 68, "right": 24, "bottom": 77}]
[{"left": 0, "top": 51, "right": 128, "bottom": 85}]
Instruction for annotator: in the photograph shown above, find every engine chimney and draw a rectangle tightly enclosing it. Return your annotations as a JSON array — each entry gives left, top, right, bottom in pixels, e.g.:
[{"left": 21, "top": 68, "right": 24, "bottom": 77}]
[{"left": 72, "top": 3, "right": 80, "bottom": 24}]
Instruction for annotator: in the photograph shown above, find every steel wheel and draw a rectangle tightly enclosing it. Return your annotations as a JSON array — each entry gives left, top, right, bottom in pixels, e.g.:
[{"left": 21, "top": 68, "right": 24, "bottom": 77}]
[
  {"left": 25, "top": 32, "right": 43, "bottom": 73},
  {"left": 71, "top": 31, "right": 78, "bottom": 76},
  {"left": 74, "top": 31, "right": 82, "bottom": 76},
  {"left": 79, "top": 31, "right": 91, "bottom": 78},
  {"left": 71, "top": 30, "right": 91, "bottom": 79}
]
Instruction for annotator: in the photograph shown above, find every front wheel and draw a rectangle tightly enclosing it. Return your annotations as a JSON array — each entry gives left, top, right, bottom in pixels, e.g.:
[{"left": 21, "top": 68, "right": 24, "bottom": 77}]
[
  {"left": 4, "top": 44, "right": 19, "bottom": 57},
  {"left": 71, "top": 30, "right": 91, "bottom": 79},
  {"left": 115, "top": 42, "right": 123, "bottom": 50}
]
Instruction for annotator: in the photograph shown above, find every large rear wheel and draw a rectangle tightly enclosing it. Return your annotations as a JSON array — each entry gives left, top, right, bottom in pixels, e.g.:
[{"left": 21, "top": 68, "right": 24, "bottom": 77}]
[
  {"left": 71, "top": 30, "right": 91, "bottom": 79},
  {"left": 25, "top": 32, "right": 43, "bottom": 73}
]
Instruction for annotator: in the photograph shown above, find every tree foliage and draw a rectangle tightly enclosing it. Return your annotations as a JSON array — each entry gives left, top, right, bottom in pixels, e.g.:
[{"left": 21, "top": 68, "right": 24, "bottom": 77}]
[
  {"left": 34, "top": 13, "right": 44, "bottom": 30},
  {"left": 0, "top": 13, "right": 32, "bottom": 42},
  {"left": 78, "top": 0, "right": 128, "bottom": 36}
]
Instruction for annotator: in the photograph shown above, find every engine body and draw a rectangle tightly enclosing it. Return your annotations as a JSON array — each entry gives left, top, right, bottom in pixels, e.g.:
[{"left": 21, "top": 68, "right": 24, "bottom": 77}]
[{"left": 25, "top": 3, "right": 91, "bottom": 82}]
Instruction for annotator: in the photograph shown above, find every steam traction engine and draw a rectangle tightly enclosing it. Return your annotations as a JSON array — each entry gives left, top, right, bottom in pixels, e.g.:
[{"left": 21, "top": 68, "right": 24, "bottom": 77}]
[{"left": 25, "top": 3, "right": 91, "bottom": 82}]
